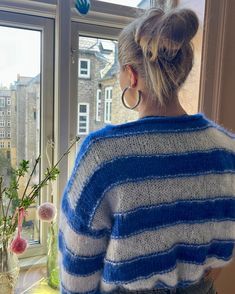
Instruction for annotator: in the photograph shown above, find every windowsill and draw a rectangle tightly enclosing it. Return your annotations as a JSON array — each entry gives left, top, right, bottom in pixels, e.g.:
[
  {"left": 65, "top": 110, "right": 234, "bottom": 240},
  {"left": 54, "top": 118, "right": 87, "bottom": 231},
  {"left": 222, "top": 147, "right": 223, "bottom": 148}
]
[
  {"left": 16, "top": 257, "right": 48, "bottom": 294},
  {"left": 19, "top": 255, "right": 47, "bottom": 270}
]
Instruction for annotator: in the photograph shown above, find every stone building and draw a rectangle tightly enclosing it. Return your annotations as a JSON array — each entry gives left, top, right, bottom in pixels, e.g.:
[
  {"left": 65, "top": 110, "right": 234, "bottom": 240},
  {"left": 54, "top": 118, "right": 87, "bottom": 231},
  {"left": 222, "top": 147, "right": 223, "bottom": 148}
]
[
  {"left": 24, "top": 74, "right": 40, "bottom": 167},
  {"left": 0, "top": 89, "right": 12, "bottom": 159},
  {"left": 77, "top": 36, "right": 138, "bottom": 144},
  {"left": 99, "top": 44, "right": 138, "bottom": 125},
  {"left": 77, "top": 37, "right": 119, "bottom": 135}
]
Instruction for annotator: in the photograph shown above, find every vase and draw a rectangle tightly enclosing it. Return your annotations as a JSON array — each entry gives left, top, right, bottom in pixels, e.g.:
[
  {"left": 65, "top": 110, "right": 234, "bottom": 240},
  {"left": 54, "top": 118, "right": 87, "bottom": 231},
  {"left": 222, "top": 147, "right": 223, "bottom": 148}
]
[
  {"left": 0, "top": 233, "right": 20, "bottom": 294},
  {"left": 47, "top": 222, "right": 60, "bottom": 289}
]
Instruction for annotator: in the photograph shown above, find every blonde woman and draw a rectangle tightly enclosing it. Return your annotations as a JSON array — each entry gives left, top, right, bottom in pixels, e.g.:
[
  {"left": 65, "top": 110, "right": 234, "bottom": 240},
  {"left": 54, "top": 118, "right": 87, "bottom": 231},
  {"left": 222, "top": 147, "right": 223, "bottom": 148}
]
[{"left": 59, "top": 7, "right": 235, "bottom": 294}]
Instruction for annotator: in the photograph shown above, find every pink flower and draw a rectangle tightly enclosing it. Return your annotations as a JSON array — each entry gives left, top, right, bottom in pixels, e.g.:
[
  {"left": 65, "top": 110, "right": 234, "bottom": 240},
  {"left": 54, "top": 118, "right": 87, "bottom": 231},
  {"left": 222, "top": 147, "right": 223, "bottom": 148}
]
[
  {"left": 10, "top": 236, "right": 28, "bottom": 255},
  {"left": 37, "top": 202, "right": 57, "bottom": 222}
]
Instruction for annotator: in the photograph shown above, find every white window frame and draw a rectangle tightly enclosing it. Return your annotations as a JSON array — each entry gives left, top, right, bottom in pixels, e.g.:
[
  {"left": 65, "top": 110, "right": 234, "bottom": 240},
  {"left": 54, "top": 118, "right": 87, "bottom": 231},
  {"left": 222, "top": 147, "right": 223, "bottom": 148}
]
[
  {"left": 78, "top": 58, "right": 90, "bottom": 79},
  {"left": 0, "top": 9, "right": 54, "bottom": 261},
  {"left": 7, "top": 131, "right": 10, "bottom": 138},
  {"left": 104, "top": 86, "right": 113, "bottom": 123},
  {"left": 0, "top": 130, "right": 5, "bottom": 138},
  {"left": 0, "top": 111, "right": 5, "bottom": 116},
  {"left": 78, "top": 103, "right": 89, "bottom": 135},
  {"left": 7, "top": 141, "right": 10, "bottom": 148},
  {"left": 0, "top": 97, "right": 5, "bottom": 107},
  {"left": 7, "top": 97, "right": 11, "bottom": 105},
  {"left": 0, "top": 142, "right": 4, "bottom": 149},
  {"left": 96, "top": 89, "right": 102, "bottom": 121},
  {"left": 0, "top": 120, "right": 5, "bottom": 127},
  {"left": 7, "top": 120, "right": 10, "bottom": 127}
]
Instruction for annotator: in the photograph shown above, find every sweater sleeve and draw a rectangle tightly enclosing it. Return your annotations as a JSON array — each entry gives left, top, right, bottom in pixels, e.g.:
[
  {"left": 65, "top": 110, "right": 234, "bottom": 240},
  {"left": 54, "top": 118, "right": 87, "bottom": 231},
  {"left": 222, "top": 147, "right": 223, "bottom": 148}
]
[{"left": 58, "top": 135, "right": 110, "bottom": 294}]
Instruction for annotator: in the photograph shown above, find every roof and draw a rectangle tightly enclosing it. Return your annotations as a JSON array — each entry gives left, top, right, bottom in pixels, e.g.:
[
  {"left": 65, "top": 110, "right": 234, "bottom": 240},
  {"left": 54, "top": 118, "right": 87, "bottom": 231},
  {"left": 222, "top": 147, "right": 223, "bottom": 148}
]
[
  {"left": 16, "top": 76, "right": 32, "bottom": 86},
  {"left": 28, "top": 74, "right": 40, "bottom": 85},
  {"left": 0, "top": 89, "right": 11, "bottom": 97}
]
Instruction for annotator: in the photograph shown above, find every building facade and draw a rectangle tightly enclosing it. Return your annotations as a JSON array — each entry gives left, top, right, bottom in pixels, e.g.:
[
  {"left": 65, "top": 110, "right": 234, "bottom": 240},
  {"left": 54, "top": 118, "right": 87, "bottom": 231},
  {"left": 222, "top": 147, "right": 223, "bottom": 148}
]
[{"left": 0, "top": 89, "right": 12, "bottom": 160}]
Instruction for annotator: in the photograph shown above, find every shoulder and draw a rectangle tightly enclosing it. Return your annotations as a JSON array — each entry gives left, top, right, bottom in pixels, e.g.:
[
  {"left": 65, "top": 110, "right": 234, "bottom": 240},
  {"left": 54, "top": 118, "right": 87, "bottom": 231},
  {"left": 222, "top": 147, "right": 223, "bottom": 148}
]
[
  {"left": 78, "top": 122, "right": 133, "bottom": 156},
  {"left": 205, "top": 117, "right": 235, "bottom": 140}
]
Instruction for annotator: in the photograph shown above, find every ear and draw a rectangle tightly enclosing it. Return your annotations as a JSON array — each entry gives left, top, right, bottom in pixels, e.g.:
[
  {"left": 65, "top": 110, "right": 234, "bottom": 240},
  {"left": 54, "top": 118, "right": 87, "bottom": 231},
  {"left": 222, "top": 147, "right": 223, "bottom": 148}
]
[{"left": 125, "top": 65, "right": 138, "bottom": 88}]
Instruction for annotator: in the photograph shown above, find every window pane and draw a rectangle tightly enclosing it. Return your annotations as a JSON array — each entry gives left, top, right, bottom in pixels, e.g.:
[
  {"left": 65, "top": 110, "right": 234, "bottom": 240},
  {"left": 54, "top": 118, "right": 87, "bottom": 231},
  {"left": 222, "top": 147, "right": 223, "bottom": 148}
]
[
  {"left": 79, "top": 104, "right": 87, "bottom": 113},
  {"left": 176, "top": 1, "right": 205, "bottom": 114},
  {"left": 80, "top": 60, "right": 88, "bottom": 69},
  {"left": 0, "top": 97, "right": 5, "bottom": 107},
  {"left": 0, "top": 26, "right": 41, "bottom": 245},
  {"left": 79, "top": 116, "right": 87, "bottom": 121}
]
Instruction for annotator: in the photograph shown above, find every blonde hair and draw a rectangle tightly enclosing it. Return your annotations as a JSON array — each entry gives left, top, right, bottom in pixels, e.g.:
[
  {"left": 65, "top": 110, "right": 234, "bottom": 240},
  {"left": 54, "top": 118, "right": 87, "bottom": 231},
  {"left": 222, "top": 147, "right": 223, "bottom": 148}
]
[{"left": 118, "top": 7, "right": 199, "bottom": 107}]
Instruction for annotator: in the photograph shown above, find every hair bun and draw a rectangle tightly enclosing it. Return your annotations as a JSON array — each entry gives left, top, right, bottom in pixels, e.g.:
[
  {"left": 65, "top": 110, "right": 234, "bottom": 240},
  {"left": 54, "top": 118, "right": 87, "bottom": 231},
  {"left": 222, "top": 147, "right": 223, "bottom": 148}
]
[{"left": 157, "top": 8, "right": 199, "bottom": 61}]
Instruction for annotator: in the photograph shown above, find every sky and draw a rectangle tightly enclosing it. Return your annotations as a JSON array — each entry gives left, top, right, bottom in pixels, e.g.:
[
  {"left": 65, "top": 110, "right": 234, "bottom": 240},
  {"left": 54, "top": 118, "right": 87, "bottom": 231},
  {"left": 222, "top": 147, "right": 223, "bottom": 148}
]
[{"left": 0, "top": 26, "right": 41, "bottom": 88}]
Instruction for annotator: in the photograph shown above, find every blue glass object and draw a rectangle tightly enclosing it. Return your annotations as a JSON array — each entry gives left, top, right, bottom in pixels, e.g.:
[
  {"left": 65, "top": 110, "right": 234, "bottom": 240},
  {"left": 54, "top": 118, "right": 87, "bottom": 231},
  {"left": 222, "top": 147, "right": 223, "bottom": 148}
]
[{"left": 75, "top": 0, "right": 90, "bottom": 15}]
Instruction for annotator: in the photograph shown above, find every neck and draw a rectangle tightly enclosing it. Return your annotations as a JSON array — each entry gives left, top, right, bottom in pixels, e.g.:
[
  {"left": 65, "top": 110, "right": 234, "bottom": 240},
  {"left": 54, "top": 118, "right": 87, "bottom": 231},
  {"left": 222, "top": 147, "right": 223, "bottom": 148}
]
[{"left": 138, "top": 96, "right": 188, "bottom": 119}]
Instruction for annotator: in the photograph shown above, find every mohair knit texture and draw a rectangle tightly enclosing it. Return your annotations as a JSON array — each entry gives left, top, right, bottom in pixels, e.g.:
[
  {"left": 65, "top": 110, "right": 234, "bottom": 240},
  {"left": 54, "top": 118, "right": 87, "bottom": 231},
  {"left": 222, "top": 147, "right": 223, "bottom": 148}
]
[{"left": 59, "top": 112, "right": 235, "bottom": 294}]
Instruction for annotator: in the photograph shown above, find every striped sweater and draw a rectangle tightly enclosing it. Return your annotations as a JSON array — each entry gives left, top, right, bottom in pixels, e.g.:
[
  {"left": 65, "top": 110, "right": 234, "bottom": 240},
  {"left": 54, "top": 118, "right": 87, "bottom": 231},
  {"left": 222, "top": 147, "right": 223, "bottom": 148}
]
[{"left": 59, "top": 112, "right": 235, "bottom": 294}]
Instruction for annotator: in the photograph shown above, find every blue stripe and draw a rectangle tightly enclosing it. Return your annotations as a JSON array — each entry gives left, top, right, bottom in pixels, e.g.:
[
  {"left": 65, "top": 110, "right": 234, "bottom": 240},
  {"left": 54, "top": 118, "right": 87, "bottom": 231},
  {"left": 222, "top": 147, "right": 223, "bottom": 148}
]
[
  {"left": 65, "top": 113, "right": 210, "bottom": 194},
  {"left": 64, "top": 114, "right": 211, "bottom": 198},
  {"left": 59, "top": 230, "right": 105, "bottom": 275},
  {"left": 102, "top": 240, "right": 235, "bottom": 283},
  {"left": 99, "top": 112, "right": 209, "bottom": 135},
  {"left": 62, "top": 149, "right": 235, "bottom": 234},
  {"left": 62, "top": 150, "right": 235, "bottom": 236},
  {"left": 111, "top": 198, "right": 235, "bottom": 238},
  {"left": 106, "top": 238, "right": 235, "bottom": 264}
]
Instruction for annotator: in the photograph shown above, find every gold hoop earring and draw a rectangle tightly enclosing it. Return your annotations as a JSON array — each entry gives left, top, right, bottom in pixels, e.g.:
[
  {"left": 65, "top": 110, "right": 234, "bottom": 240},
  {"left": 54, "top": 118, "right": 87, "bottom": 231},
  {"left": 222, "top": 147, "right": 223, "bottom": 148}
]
[{"left": 121, "top": 86, "right": 142, "bottom": 110}]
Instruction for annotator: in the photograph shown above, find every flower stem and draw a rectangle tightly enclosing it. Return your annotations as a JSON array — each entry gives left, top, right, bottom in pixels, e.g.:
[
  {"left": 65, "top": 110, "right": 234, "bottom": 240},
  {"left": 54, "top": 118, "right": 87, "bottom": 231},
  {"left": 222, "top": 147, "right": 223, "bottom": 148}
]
[
  {"left": 21, "top": 155, "right": 40, "bottom": 202},
  {"left": 27, "top": 136, "right": 79, "bottom": 202}
]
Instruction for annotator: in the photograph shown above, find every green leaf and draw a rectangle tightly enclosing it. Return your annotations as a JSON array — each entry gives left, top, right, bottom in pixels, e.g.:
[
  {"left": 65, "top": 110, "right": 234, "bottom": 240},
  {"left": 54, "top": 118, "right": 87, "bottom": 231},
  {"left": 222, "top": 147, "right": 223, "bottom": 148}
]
[{"left": 21, "top": 197, "right": 33, "bottom": 209}]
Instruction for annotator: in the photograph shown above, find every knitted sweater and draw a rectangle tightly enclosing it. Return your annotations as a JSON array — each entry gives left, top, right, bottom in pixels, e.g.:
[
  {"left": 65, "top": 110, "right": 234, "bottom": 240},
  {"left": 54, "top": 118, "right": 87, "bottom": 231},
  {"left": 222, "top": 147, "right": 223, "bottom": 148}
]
[{"left": 59, "top": 112, "right": 235, "bottom": 294}]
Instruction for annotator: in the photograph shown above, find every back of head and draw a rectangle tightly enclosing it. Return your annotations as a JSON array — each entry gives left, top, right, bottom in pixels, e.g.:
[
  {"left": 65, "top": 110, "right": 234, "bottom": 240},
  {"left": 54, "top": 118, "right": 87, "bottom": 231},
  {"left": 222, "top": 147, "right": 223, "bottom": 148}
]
[{"left": 118, "top": 7, "right": 199, "bottom": 107}]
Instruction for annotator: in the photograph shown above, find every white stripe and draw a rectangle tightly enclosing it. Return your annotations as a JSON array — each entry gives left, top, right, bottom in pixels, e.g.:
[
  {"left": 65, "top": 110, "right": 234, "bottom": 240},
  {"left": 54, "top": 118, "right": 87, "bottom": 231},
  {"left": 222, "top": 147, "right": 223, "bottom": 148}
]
[
  {"left": 60, "top": 259, "right": 100, "bottom": 293},
  {"left": 91, "top": 173, "right": 235, "bottom": 230},
  {"left": 104, "top": 221, "right": 235, "bottom": 262},
  {"left": 59, "top": 212, "right": 108, "bottom": 256},
  {"left": 69, "top": 126, "right": 235, "bottom": 210},
  {"left": 100, "top": 257, "right": 233, "bottom": 291}
]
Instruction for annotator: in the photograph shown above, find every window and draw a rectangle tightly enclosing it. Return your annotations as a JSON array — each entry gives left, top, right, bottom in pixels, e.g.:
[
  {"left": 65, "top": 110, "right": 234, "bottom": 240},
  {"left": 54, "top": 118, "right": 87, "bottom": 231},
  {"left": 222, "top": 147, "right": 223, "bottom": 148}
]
[
  {"left": 104, "top": 87, "right": 113, "bottom": 123},
  {"left": 79, "top": 59, "right": 90, "bottom": 78},
  {"left": 0, "top": 111, "right": 4, "bottom": 116},
  {"left": 0, "top": 142, "right": 4, "bottom": 148},
  {"left": 6, "top": 150, "right": 10, "bottom": 159},
  {"left": 0, "top": 10, "right": 54, "bottom": 260},
  {"left": 0, "top": 97, "right": 5, "bottom": 107},
  {"left": 78, "top": 103, "right": 89, "bottom": 135},
  {"left": 0, "top": 120, "right": 5, "bottom": 127},
  {"left": 96, "top": 89, "right": 102, "bottom": 121},
  {"left": 0, "top": 130, "right": 5, "bottom": 138}
]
